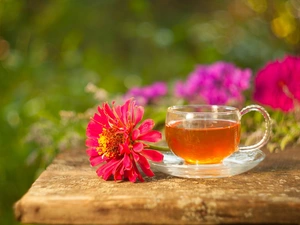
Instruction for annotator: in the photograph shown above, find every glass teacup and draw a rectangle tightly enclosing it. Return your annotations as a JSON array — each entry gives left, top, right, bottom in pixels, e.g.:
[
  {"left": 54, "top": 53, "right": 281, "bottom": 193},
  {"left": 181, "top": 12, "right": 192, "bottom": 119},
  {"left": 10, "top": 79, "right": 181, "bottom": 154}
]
[{"left": 165, "top": 105, "right": 271, "bottom": 164}]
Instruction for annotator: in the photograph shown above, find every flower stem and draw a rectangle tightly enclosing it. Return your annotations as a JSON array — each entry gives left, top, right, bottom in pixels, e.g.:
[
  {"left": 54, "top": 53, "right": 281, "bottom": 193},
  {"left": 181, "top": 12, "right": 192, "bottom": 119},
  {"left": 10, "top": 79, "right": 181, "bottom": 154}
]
[{"left": 148, "top": 144, "right": 170, "bottom": 151}]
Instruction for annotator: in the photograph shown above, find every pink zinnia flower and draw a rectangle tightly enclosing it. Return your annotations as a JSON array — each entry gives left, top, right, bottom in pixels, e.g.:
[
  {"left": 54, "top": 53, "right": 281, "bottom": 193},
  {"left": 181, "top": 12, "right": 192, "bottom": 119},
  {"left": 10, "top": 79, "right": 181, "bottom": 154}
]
[
  {"left": 253, "top": 55, "right": 300, "bottom": 112},
  {"left": 86, "top": 98, "right": 164, "bottom": 182}
]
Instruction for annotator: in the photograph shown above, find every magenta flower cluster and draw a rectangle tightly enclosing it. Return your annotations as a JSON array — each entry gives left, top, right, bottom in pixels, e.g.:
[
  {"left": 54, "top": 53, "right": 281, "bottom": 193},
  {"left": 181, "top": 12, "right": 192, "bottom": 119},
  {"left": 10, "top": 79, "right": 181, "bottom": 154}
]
[
  {"left": 123, "top": 82, "right": 167, "bottom": 106},
  {"left": 122, "top": 55, "right": 300, "bottom": 113},
  {"left": 175, "top": 62, "right": 252, "bottom": 105}
]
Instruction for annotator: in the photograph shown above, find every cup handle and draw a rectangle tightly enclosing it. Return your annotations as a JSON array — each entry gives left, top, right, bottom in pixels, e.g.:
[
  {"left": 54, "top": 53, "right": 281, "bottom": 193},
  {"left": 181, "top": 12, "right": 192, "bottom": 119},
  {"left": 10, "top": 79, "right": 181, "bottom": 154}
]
[{"left": 239, "top": 105, "right": 271, "bottom": 151}]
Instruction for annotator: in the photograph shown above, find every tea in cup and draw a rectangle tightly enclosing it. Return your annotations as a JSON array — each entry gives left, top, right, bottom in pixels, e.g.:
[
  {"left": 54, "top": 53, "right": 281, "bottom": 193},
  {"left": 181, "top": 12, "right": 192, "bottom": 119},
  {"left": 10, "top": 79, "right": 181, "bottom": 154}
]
[{"left": 165, "top": 105, "right": 271, "bottom": 164}]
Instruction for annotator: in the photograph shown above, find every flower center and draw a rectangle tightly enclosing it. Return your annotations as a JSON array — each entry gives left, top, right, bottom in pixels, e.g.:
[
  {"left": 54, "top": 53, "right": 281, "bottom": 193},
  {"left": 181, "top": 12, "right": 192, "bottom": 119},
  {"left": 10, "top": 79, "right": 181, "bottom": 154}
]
[{"left": 97, "top": 128, "right": 124, "bottom": 159}]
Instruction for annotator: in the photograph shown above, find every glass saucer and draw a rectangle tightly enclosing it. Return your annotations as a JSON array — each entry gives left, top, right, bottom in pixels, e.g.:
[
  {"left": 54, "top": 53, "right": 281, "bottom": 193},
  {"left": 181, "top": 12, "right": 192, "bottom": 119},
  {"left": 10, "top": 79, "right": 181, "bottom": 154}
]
[{"left": 149, "top": 149, "right": 265, "bottom": 178}]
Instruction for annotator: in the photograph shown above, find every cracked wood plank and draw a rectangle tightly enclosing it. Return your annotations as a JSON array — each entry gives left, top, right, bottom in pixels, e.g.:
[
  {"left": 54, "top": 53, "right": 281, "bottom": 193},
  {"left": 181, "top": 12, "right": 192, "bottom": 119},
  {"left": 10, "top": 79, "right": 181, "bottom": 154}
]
[{"left": 14, "top": 147, "right": 300, "bottom": 224}]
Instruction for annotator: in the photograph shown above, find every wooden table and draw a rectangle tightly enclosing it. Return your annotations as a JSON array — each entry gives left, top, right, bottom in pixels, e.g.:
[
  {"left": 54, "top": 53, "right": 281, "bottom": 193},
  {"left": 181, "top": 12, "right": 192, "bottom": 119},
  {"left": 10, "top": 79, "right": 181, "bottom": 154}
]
[{"left": 14, "top": 147, "right": 300, "bottom": 224}]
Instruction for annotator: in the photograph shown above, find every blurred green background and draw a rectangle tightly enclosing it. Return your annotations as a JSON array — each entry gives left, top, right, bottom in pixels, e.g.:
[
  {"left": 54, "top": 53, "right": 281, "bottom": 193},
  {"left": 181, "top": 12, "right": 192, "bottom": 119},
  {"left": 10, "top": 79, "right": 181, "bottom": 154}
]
[{"left": 0, "top": 0, "right": 299, "bottom": 224}]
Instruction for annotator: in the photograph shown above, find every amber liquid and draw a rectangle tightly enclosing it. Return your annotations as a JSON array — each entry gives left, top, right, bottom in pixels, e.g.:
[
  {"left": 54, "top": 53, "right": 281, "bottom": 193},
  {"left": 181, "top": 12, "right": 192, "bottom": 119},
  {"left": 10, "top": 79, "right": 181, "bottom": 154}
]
[{"left": 165, "top": 119, "right": 241, "bottom": 164}]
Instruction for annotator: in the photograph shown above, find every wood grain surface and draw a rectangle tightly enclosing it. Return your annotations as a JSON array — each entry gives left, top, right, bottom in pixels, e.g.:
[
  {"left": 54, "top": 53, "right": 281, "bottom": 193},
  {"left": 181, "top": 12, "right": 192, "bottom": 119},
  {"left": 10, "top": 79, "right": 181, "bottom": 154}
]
[{"left": 14, "top": 147, "right": 300, "bottom": 224}]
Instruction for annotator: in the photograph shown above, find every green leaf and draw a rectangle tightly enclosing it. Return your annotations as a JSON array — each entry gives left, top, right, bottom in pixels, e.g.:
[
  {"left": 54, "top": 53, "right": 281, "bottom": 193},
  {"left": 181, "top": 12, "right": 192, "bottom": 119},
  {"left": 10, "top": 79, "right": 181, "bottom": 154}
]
[{"left": 280, "top": 134, "right": 294, "bottom": 150}]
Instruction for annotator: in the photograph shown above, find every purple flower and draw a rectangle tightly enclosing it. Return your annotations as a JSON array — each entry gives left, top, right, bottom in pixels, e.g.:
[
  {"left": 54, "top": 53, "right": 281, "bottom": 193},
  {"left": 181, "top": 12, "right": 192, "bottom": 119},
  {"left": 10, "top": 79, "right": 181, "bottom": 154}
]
[
  {"left": 175, "top": 62, "right": 252, "bottom": 105},
  {"left": 124, "top": 82, "right": 168, "bottom": 105},
  {"left": 253, "top": 55, "right": 300, "bottom": 112}
]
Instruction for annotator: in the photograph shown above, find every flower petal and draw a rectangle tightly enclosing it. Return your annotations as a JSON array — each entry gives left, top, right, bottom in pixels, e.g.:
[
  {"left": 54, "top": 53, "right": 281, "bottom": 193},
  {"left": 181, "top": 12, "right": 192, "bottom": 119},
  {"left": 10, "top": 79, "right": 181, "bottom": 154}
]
[
  {"left": 86, "top": 120, "right": 103, "bottom": 137},
  {"left": 113, "top": 160, "right": 125, "bottom": 181},
  {"left": 123, "top": 153, "right": 132, "bottom": 170},
  {"left": 124, "top": 169, "right": 140, "bottom": 183},
  {"left": 120, "top": 99, "right": 131, "bottom": 125},
  {"left": 134, "top": 106, "right": 144, "bottom": 125},
  {"left": 133, "top": 142, "right": 144, "bottom": 152},
  {"left": 137, "top": 154, "right": 154, "bottom": 177},
  {"left": 132, "top": 151, "right": 140, "bottom": 161},
  {"left": 90, "top": 155, "right": 106, "bottom": 166},
  {"left": 86, "top": 148, "right": 99, "bottom": 157},
  {"left": 131, "top": 129, "right": 140, "bottom": 141},
  {"left": 138, "top": 119, "right": 155, "bottom": 135},
  {"left": 119, "top": 143, "right": 131, "bottom": 154},
  {"left": 142, "top": 149, "right": 164, "bottom": 162},
  {"left": 96, "top": 159, "right": 120, "bottom": 180},
  {"left": 138, "top": 130, "right": 162, "bottom": 142},
  {"left": 85, "top": 138, "right": 99, "bottom": 147}
]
